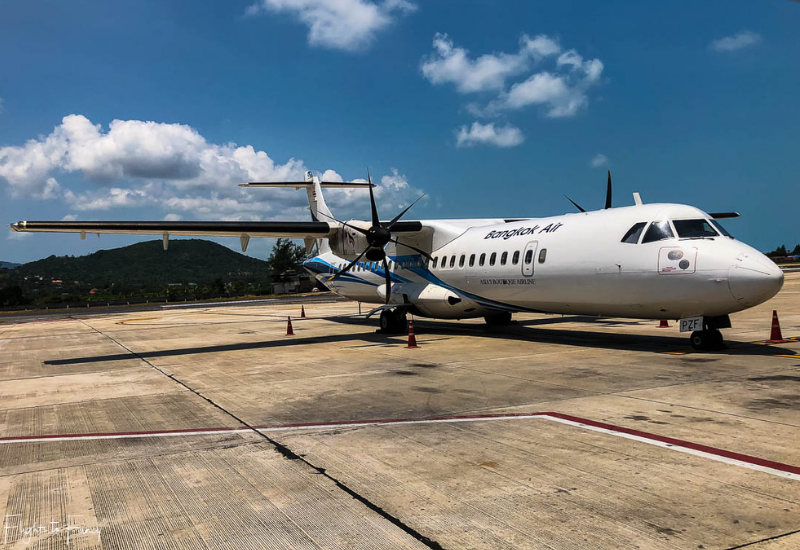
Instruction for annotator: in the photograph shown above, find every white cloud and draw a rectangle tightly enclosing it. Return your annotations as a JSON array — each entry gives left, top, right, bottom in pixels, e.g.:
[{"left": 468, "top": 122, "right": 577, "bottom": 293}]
[
  {"left": 246, "top": 0, "right": 415, "bottom": 52},
  {"left": 421, "top": 33, "right": 604, "bottom": 131},
  {"left": 421, "top": 33, "right": 560, "bottom": 93},
  {"left": 61, "top": 214, "right": 78, "bottom": 221},
  {"left": 163, "top": 213, "right": 182, "bottom": 221},
  {"left": 710, "top": 31, "right": 761, "bottom": 52},
  {"left": 590, "top": 153, "right": 608, "bottom": 168},
  {"left": 455, "top": 122, "right": 524, "bottom": 148},
  {"left": 0, "top": 114, "right": 423, "bottom": 222}
]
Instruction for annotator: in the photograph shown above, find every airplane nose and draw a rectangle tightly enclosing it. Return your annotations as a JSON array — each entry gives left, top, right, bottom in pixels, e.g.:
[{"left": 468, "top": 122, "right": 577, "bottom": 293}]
[{"left": 729, "top": 254, "right": 784, "bottom": 307}]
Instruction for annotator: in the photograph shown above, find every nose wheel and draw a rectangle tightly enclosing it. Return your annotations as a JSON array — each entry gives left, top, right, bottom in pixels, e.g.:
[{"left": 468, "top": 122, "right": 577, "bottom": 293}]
[{"left": 690, "top": 329, "right": 725, "bottom": 351}]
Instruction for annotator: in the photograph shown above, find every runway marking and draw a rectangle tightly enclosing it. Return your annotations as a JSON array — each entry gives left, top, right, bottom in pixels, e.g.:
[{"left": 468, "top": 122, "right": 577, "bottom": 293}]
[
  {"left": 1, "top": 412, "right": 798, "bottom": 481},
  {"left": 115, "top": 317, "right": 158, "bottom": 325}
]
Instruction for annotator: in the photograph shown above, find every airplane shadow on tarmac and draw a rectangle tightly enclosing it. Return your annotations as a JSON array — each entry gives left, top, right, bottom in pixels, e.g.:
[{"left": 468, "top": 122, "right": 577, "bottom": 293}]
[{"left": 44, "top": 314, "right": 797, "bottom": 366}]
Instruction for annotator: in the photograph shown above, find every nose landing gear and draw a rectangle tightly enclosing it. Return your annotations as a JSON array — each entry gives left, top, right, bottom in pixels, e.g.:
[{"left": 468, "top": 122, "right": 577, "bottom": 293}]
[
  {"left": 690, "top": 329, "right": 724, "bottom": 351},
  {"left": 689, "top": 315, "right": 730, "bottom": 351}
]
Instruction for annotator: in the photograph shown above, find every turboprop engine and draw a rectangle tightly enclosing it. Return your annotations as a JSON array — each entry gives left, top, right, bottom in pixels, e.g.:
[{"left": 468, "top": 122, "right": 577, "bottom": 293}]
[{"left": 328, "top": 221, "right": 371, "bottom": 259}]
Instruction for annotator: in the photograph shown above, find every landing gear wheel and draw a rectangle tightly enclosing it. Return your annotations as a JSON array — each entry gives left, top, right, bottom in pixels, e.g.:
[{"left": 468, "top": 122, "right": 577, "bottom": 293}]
[
  {"left": 690, "top": 331, "right": 706, "bottom": 351},
  {"left": 484, "top": 312, "right": 513, "bottom": 326},
  {"left": 690, "top": 329, "right": 724, "bottom": 351},
  {"left": 379, "top": 309, "right": 407, "bottom": 334}
]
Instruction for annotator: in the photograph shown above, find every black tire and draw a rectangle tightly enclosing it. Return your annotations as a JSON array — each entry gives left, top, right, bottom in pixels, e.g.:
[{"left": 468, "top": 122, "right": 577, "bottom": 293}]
[
  {"left": 484, "top": 312, "right": 513, "bottom": 326},
  {"left": 392, "top": 311, "right": 408, "bottom": 334},
  {"left": 380, "top": 309, "right": 407, "bottom": 334},
  {"left": 690, "top": 331, "right": 706, "bottom": 351},
  {"left": 379, "top": 309, "right": 393, "bottom": 333}
]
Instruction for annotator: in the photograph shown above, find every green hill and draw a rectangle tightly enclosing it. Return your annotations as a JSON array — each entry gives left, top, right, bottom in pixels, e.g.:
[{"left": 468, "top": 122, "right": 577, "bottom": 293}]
[
  {"left": 14, "top": 239, "right": 271, "bottom": 289},
  {"left": 0, "top": 261, "right": 21, "bottom": 269}
]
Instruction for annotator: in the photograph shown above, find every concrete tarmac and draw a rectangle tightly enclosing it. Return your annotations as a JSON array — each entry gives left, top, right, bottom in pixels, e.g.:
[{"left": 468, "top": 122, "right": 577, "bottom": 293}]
[{"left": 1, "top": 275, "right": 799, "bottom": 549}]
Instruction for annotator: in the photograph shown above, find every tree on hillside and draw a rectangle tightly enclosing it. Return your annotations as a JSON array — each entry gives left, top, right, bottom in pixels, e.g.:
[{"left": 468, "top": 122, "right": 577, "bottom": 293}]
[
  {"left": 767, "top": 245, "right": 788, "bottom": 257},
  {"left": 793, "top": 244, "right": 800, "bottom": 255},
  {"left": 268, "top": 239, "right": 308, "bottom": 280}
]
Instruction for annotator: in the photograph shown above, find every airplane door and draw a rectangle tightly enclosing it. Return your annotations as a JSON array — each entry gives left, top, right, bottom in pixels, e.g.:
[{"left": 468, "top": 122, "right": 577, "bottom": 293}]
[{"left": 522, "top": 241, "right": 538, "bottom": 277}]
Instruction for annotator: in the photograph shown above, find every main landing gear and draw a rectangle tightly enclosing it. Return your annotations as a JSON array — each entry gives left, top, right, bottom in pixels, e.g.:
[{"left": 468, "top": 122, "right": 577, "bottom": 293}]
[
  {"left": 689, "top": 315, "right": 730, "bottom": 351},
  {"left": 379, "top": 308, "right": 407, "bottom": 334},
  {"left": 484, "top": 311, "right": 513, "bottom": 326}
]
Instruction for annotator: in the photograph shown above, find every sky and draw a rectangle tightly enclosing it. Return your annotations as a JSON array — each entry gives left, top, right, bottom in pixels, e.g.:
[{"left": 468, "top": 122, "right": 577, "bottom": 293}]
[{"left": 1, "top": 0, "right": 798, "bottom": 263}]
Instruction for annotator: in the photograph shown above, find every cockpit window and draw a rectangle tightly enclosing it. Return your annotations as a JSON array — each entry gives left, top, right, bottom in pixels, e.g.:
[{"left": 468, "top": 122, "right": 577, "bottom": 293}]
[
  {"left": 673, "top": 219, "right": 718, "bottom": 239},
  {"left": 709, "top": 218, "right": 733, "bottom": 238},
  {"left": 641, "top": 221, "right": 674, "bottom": 243},
  {"left": 621, "top": 222, "right": 647, "bottom": 244}
]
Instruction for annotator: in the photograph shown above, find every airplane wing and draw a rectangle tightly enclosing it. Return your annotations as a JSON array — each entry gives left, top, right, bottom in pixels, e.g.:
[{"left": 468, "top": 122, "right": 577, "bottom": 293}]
[{"left": 10, "top": 220, "right": 335, "bottom": 238}]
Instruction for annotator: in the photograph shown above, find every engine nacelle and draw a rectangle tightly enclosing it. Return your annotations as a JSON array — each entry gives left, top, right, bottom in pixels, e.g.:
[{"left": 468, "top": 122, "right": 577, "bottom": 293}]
[
  {"left": 401, "top": 283, "right": 483, "bottom": 319},
  {"left": 328, "top": 221, "right": 370, "bottom": 259}
]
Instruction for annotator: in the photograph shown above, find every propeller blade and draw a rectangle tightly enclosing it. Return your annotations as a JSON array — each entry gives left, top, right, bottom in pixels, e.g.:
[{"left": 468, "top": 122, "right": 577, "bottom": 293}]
[
  {"left": 381, "top": 256, "right": 392, "bottom": 304},
  {"left": 329, "top": 248, "right": 368, "bottom": 281},
  {"left": 564, "top": 195, "right": 587, "bottom": 213},
  {"left": 387, "top": 194, "right": 426, "bottom": 229},
  {"left": 389, "top": 237, "right": 432, "bottom": 261},
  {"left": 367, "top": 169, "right": 381, "bottom": 228},
  {"left": 316, "top": 211, "right": 369, "bottom": 236},
  {"left": 605, "top": 170, "right": 612, "bottom": 209}
]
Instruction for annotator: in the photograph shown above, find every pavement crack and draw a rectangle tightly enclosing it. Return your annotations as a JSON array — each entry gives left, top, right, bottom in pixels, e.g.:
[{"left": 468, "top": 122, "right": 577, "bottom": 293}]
[
  {"left": 79, "top": 319, "right": 447, "bottom": 550},
  {"left": 720, "top": 528, "right": 800, "bottom": 549}
]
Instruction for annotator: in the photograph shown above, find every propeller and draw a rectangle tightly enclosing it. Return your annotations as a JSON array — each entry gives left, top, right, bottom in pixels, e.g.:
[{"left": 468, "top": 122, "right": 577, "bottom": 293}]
[
  {"left": 565, "top": 170, "right": 613, "bottom": 213},
  {"left": 320, "top": 171, "right": 427, "bottom": 304}
]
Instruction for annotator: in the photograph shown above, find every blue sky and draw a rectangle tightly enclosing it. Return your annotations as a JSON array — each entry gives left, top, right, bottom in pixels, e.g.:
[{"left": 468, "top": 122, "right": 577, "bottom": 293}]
[{"left": 1, "top": 0, "right": 798, "bottom": 263}]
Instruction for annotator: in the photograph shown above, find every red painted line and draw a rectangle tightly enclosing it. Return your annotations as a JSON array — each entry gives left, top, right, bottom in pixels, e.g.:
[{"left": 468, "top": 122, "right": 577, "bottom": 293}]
[
  {"left": 0, "top": 426, "right": 241, "bottom": 442},
  {"left": 259, "top": 411, "right": 545, "bottom": 430},
  {"left": 545, "top": 412, "right": 800, "bottom": 477},
  {"left": 1, "top": 411, "right": 798, "bottom": 478}
]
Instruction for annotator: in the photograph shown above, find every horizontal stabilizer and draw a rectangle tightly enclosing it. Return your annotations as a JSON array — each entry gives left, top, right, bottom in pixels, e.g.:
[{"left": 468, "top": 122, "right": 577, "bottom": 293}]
[{"left": 240, "top": 181, "right": 374, "bottom": 189}]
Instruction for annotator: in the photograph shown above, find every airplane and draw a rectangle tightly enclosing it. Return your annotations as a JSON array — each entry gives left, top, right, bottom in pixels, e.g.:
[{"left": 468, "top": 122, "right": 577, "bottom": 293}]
[{"left": 10, "top": 170, "right": 783, "bottom": 351}]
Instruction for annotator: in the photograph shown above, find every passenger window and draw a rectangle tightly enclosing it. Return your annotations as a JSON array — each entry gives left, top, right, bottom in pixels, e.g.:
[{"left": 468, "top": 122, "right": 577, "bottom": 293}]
[
  {"left": 459, "top": 255, "right": 465, "bottom": 267},
  {"left": 621, "top": 222, "right": 647, "bottom": 244},
  {"left": 469, "top": 254, "right": 475, "bottom": 267},
  {"left": 479, "top": 253, "right": 486, "bottom": 266},
  {"left": 524, "top": 250, "right": 533, "bottom": 264},
  {"left": 538, "top": 249, "right": 547, "bottom": 264},
  {"left": 441, "top": 256, "right": 447, "bottom": 268},
  {"left": 489, "top": 252, "right": 496, "bottom": 266},
  {"left": 449, "top": 256, "right": 456, "bottom": 268},
  {"left": 673, "top": 219, "right": 719, "bottom": 239},
  {"left": 512, "top": 251, "right": 520, "bottom": 265},
  {"left": 642, "top": 221, "right": 674, "bottom": 243},
  {"left": 500, "top": 252, "right": 507, "bottom": 265},
  {"left": 432, "top": 257, "right": 438, "bottom": 269}
]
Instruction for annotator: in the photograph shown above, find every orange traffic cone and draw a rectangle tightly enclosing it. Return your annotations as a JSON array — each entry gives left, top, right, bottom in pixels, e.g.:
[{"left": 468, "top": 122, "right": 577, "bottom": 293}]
[
  {"left": 286, "top": 316, "right": 294, "bottom": 336},
  {"left": 406, "top": 320, "right": 419, "bottom": 349},
  {"left": 300, "top": 305, "right": 306, "bottom": 318},
  {"left": 768, "top": 310, "right": 787, "bottom": 343},
  {"left": 657, "top": 319, "right": 670, "bottom": 328}
]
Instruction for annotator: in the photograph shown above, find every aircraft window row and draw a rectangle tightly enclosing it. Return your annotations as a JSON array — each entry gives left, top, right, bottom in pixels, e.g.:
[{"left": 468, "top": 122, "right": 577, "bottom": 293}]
[
  {"left": 621, "top": 217, "right": 732, "bottom": 245},
  {"left": 429, "top": 247, "right": 547, "bottom": 270}
]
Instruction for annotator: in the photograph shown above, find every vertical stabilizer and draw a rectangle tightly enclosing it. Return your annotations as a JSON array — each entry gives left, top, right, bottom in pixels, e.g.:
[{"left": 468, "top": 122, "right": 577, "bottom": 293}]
[{"left": 304, "top": 171, "right": 332, "bottom": 253}]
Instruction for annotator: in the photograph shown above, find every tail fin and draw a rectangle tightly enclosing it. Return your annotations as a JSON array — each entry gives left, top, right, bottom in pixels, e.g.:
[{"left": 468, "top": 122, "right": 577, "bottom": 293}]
[
  {"left": 240, "top": 173, "right": 372, "bottom": 254},
  {"left": 305, "top": 171, "right": 332, "bottom": 253}
]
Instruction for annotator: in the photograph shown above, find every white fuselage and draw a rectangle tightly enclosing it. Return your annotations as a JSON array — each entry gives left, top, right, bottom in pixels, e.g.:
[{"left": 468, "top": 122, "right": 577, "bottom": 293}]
[{"left": 304, "top": 203, "right": 783, "bottom": 321}]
